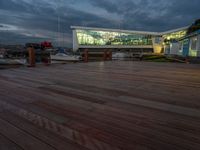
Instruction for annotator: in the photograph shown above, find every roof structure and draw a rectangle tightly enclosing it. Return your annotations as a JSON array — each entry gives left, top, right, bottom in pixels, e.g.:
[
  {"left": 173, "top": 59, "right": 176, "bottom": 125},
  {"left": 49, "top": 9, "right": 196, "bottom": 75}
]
[
  {"left": 179, "top": 29, "right": 200, "bottom": 40},
  {"left": 160, "top": 26, "right": 189, "bottom": 35},
  {"left": 71, "top": 26, "right": 189, "bottom": 36}
]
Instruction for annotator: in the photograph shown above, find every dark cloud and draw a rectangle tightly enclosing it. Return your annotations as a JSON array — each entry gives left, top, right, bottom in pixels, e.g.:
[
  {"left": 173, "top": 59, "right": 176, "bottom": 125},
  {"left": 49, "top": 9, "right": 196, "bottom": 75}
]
[
  {"left": 88, "top": 0, "right": 200, "bottom": 31},
  {"left": 0, "top": 25, "right": 5, "bottom": 28},
  {"left": 0, "top": 0, "right": 200, "bottom": 47},
  {"left": 0, "top": 31, "right": 48, "bottom": 45}
]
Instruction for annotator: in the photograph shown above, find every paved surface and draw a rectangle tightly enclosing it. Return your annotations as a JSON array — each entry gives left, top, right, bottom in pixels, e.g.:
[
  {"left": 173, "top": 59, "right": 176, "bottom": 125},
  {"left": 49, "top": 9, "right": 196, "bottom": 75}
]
[{"left": 0, "top": 61, "right": 200, "bottom": 150}]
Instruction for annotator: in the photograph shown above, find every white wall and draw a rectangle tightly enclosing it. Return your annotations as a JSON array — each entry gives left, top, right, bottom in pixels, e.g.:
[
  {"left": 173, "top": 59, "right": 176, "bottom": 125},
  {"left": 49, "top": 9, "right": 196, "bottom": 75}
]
[
  {"left": 197, "top": 35, "right": 200, "bottom": 57},
  {"left": 189, "top": 35, "right": 200, "bottom": 57},
  {"left": 72, "top": 30, "right": 79, "bottom": 52},
  {"left": 170, "top": 43, "right": 180, "bottom": 55}
]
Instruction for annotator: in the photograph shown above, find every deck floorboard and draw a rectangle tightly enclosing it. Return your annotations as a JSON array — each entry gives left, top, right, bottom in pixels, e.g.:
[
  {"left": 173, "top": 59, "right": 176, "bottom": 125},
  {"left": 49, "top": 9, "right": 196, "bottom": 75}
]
[{"left": 0, "top": 61, "right": 200, "bottom": 150}]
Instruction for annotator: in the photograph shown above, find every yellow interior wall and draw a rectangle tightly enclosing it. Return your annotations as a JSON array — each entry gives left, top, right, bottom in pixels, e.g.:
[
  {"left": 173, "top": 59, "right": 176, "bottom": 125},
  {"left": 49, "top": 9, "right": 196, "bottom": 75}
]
[{"left": 153, "top": 45, "right": 163, "bottom": 54}]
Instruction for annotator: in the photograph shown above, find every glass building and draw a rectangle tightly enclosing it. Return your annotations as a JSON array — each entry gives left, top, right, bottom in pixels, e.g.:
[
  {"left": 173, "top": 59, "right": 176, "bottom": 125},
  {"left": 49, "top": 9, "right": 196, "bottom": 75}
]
[
  {"left": 178, "top": 30, "right": 200, "bottom": 57},
  {"left": 76, "top": 30, "right": 153, "bottom": 46},
  {"left": 162, "top": 30, "right": 187, "bottom": 44},
  {"left": 71, "top": 26, "right": 189, "bottom": 54}
]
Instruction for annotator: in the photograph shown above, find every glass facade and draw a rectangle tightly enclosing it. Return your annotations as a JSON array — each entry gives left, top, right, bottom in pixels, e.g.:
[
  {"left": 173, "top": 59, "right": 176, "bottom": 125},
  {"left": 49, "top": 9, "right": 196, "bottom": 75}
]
[
  {"left": 76, "top": 29, "right": 153, "bottom": 46},
  {"left": 72, "top": 26, "right": 200, "bottom": 57},
  {"left": 189, "top": 36, "right": 198, "bottom": 57},
  {"left": 163, "top": 30, "right": 187, "bottom": 44},
  {"left": 190, "top": 36, "right": 198, "bottom": 50}
]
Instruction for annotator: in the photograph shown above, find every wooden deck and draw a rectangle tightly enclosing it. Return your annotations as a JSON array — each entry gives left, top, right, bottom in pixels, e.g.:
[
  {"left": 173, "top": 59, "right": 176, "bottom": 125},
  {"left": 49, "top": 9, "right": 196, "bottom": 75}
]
[{"left": 0, "top": 61, "right": 200, "bottom": 150}]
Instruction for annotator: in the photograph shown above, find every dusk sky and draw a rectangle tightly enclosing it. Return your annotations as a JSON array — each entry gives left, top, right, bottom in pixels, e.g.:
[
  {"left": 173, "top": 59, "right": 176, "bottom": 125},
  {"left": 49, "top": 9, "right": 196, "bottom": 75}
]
[{"left": 0, "top": 0, "right": 200, "bottom": 47}]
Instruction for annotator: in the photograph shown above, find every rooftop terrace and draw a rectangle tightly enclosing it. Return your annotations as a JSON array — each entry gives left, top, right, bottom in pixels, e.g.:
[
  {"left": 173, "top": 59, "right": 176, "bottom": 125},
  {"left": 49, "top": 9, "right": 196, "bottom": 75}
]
[{"left": 0, "top": 61, "right": 200, "bottom": 150}]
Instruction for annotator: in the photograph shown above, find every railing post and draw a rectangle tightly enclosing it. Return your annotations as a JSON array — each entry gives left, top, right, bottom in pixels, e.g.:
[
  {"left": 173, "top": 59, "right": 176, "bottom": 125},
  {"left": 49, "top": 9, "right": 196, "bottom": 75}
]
[
  {"left": 48, "top": 57, "right": 51, "bottom": 65},
  {"left": 44, "top": 57, "right": 51, "bottom": 66},
  {"left": 84, "top": 49, "right": 89, "bottom": 63},
  {"left": 103, "top": 50, "right": 107, "bottom": 61},
  {"left": 28, "top": 47, "right": 35, "bottom": 67},
  {"left": 107, "top": 51, "right": 112, "bottom": 61}
]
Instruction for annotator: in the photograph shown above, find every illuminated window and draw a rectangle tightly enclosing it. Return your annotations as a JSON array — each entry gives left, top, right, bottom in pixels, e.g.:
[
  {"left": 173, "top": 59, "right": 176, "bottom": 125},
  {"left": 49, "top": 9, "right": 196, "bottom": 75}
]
[
  {"left": 76, "top": 30, "right": 153, "bottom": 46},
  {"left": 190, "top": 36, "right": 198, "bottom": 50},
  {"left": 163, "top": 30, "right": 187, "bottom": 44},
  {"left": 155, "top": 37, "right": 162, "bottom": 44}
]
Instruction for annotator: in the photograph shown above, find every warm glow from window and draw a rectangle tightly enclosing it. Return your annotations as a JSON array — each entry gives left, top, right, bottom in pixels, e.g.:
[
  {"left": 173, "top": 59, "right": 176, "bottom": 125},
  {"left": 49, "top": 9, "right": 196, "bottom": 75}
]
[{"left": 76, "top": 29, "right": 153, "bottom": 46}]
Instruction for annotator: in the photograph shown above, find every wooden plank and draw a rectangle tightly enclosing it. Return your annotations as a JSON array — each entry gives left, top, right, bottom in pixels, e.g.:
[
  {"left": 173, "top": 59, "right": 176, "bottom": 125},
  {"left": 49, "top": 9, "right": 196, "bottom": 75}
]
[
  {"left": 0, "top": 78, "right": 200, "bottom": 149},
  {"left": 0, "top": 112, "right": 89, "bottom": 150},
  {"left": 0, "top": 118, "right": 56, "bottom": 150},
  {"left": 0, "top": 61, "right": 200, "bottom": 150},
  {"left": 0, "top": 101, "right": 121, "bottom": 150},
  {"left": 0, "top": 134, "right": 23, "bottom": 150}
]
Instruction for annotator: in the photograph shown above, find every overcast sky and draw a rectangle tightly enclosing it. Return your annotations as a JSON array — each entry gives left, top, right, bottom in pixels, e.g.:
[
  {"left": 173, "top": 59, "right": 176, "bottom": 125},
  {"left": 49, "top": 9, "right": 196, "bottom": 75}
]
[{"left": 0, "top": 0, "right": 200, "bottom": 47}]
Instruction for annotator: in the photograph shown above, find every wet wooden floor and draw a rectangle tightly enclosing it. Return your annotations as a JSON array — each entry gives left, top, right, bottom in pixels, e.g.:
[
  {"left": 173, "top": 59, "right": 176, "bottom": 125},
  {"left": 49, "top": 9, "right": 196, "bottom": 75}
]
[{"left": 0, "top": 61, "right": 200, "bottom": 150}]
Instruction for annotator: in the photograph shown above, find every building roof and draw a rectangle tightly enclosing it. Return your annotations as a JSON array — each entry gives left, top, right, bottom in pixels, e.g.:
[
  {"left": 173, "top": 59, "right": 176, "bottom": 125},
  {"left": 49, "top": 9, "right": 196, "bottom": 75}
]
[
  {"left": 71, "top": 26, "right": 160, "bottom": 36},
  {"left": 71, "top": 26, "right": 189, "bottom": 36},
  {"left": 179, "top": 29, "right": 200, "bottom": 40},
  {"left": 160, "top": 26, "right": 189, "bottom": 35}
]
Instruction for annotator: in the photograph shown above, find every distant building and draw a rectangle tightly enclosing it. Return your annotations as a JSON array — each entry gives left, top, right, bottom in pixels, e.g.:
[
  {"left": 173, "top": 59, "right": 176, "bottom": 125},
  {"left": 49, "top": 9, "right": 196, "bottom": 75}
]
[
  {"left": 25, "top": 43, "right": 41, "bottom": 49},
  {"left": 0, "top": 48, "right": 7, "bottom": 58},
  {"left": 71, "top": 26, "right": 188, "bottom": 55},
  {"left": 164, "top": 30, "right": 200, "bottom": 57},
  {"left": 178, "top": 30, "right": 200, "bottom": 57}
]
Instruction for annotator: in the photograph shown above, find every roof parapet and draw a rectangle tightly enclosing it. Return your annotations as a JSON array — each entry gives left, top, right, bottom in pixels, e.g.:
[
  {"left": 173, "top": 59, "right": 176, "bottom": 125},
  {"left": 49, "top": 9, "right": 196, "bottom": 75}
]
[
  {"left": 71, "top": 26, "right": 160, "bottom": 36},
  {"left": 71, "top": 26, "right": 189, "bottom": 36}
]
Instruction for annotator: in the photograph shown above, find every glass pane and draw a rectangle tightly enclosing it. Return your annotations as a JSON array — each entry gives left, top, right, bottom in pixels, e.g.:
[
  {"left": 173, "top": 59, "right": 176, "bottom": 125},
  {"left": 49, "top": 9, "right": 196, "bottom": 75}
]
[
  {"left": 190, "top": 37, "right": 197, "bottom": 50},
  {"left": 76, "top": 30, "right": 153, "bottom": 46},
  {"left": 163, "top": 30, "right": 187, "bottom": 44}
]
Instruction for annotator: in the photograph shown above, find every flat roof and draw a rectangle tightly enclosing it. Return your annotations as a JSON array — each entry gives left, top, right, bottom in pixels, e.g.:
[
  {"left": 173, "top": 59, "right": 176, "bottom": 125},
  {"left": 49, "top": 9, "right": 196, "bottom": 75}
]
[
  {"left": 71, "top": 26, "right": 160, "bottom": 36},
  {"left": 160, "top": 26, "right": 189, "bottom": 35},
  {"left": 179, "top": 29, "right": 200, "bottom": 40},
  {"left": 71, "top": 26, "right": 189, "bottom": 36}
]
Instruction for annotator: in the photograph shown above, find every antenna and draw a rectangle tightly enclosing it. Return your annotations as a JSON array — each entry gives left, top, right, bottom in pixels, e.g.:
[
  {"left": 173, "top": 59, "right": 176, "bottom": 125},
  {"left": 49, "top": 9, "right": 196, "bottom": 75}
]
[
  {"left": 57, "top": 14, "right": 60, "bottom": 47},
  {"left": 56, "top": 1, "right": 61, "bottom": 48},
  {"left": 118, "top": 15, "right": 123, "bottom": 42}
]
